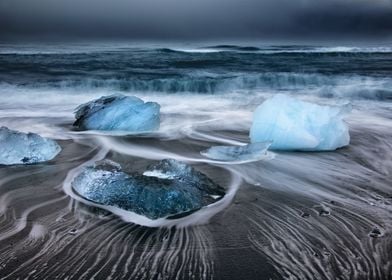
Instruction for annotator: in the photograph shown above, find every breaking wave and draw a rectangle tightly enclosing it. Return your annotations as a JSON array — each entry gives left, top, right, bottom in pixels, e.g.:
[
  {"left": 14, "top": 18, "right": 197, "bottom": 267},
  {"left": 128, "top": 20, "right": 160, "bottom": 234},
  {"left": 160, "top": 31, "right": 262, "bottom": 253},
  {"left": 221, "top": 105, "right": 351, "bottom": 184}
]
[{"left": 1, "top": 73, "right": 392, "bottom": 100}]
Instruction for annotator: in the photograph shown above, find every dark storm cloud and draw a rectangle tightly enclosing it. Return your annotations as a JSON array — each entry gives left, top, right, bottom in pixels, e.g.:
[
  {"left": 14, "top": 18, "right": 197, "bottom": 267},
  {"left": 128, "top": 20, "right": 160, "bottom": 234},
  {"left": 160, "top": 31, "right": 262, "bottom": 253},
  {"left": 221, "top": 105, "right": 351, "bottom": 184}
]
[{"left": 0, "top": 0, "right": 391, "bottom": 40}]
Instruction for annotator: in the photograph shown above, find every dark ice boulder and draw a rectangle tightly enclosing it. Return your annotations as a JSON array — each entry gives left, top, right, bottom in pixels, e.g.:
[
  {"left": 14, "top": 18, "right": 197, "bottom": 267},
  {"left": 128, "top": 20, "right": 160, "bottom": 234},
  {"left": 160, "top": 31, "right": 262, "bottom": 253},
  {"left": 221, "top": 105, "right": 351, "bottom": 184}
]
[
  {"left": 0, "top": 126, "right": 61, "bottom": 165},
  {"left": 73, "top": 94, "right": 160, "bottom": 132},
  {"left": 71, "top": 159, "right": 225, "bottom": 220}
]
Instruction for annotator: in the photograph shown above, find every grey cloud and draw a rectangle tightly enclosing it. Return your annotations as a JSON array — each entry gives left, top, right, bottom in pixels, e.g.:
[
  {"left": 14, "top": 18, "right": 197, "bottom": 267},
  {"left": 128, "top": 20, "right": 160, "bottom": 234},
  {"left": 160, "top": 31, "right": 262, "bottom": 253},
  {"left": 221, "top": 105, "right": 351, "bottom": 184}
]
[{"left": 0, "top": 0, "right": 391, "bottom": 40}]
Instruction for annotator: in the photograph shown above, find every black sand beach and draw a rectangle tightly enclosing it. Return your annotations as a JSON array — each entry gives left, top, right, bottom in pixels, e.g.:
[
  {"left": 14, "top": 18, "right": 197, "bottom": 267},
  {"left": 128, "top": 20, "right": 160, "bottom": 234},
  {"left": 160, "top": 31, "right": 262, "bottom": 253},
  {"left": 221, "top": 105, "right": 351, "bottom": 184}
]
[{"left": 1, "top": 44, "right": 391, "bottom": 279}]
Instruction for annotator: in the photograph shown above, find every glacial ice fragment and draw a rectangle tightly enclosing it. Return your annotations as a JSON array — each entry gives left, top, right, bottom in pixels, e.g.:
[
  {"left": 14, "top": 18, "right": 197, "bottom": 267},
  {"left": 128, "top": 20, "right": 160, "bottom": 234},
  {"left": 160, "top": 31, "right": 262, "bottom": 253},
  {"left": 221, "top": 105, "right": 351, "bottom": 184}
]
[
  {"left": 71, "top": 159, "right": 225, "bottom": 220},
  {"left": 0, "top": 127, "right": 61, "bottom": 165},
  {"left": 200, "top": 142, "right": 271, "bottom": 162},
  {"left": 73, "top": 94, "right": 160, "bottom": 132},
  {"left": 249, "top": 95, "right": 351, "bottom": 151}
]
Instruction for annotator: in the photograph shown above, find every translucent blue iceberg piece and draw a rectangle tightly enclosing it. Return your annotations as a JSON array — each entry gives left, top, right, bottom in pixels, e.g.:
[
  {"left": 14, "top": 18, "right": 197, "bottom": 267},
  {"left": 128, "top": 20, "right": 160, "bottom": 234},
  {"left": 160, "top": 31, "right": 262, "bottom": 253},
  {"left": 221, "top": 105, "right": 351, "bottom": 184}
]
[
  {"left": 0, "top": 126, "right": 61, "bottom": 165},
  {"left": 201, "top": 142, "right": 271, "bottom": 162},
  {"left": 249, "top": 95, "right": 351, "bottom": 151},
  {"left": 74, "top": 94, "right": 160, "bottom": 132},
  {"left": 72, "top": 159, "right": 225, "bottom": 220}
]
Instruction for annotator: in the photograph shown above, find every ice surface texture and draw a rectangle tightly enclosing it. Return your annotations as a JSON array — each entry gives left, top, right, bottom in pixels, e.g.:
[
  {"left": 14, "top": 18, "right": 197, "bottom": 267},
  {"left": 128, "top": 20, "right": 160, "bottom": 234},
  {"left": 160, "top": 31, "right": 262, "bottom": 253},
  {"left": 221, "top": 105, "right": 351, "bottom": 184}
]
[
  {"left": 201, "top": 142, "right": 271, "bottom": 162},
  {"left": 250, "top": 95, "right": 351, "bottom": 151},
  {"left": 72, "top": 159, "right": 225, "bottom": 220},
  {"left": 0, "top": 127, "right": 61, "bottom": 165},
  {"left": 74, "top": 94, "right": 160, "bottom": 131}
]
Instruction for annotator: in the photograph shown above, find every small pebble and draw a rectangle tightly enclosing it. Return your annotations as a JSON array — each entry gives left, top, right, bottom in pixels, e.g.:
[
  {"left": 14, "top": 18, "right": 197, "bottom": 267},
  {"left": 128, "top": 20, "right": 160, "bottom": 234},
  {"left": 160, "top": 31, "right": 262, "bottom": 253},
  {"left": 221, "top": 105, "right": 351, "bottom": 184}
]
[
  {"left": 369, "top": 228, "right": 383, "bottom": 238},
  {"left": 319, "top": 209, "right": 330, "bottom": 216},
  {"left": 68, "top": 229, "right": 78, "bottom": 235},
  {"left": 314, "top": 205, "right": 331, "bottom": 216},
  {"left": 323, "top": 248, "right": 331, "bottom": 256},
  {"left": 301, "top": 212, "right": 310, "bottom": 218}
]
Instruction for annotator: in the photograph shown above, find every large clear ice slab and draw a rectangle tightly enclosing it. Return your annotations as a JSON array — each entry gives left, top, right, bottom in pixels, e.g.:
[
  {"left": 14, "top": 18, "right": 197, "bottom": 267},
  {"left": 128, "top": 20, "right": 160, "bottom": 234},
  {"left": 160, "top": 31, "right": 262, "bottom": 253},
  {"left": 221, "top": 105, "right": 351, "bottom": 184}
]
[
  {"left": 0, "top": 126, "right": 61, "bottom": 165},
  {"left": 74, "top": 94, "right": 160, "bottom": 132},
  {"left": 250, "top": 94, "right": 351, "bottom": 151},
  {"left": 200, "top": 142, "right": 271, "bottom": 162},
  {"left": 72, "top": 159, "right": 225, "bottom": 220}
]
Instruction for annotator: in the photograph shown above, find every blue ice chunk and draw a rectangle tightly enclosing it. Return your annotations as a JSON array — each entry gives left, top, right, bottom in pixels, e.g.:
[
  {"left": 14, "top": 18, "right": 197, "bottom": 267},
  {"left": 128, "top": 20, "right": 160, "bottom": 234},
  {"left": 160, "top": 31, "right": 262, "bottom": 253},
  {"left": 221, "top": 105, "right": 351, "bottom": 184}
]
[
  {"left": 0, "top": 127, "right": 61, "bottom": 165},
  {"left": 201, "top": 142, "right": 271, "bottom": 162},
  {"left": 249, "top": 95, "right": 351, "bottom": 151},
  {"left": 72, "top": 159, "right": 225, "bottom": 220},
  {"left": 74, "top": 94, "right": 160, "bottom": 132}
]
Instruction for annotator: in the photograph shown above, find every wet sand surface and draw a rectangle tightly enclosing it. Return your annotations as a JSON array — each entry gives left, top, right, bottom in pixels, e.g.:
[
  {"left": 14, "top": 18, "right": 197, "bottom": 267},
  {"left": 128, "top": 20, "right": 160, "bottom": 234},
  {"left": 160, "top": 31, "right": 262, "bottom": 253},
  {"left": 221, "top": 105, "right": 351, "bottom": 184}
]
[{"left": 0, "top": 122, "right": 391, "bottom": 279}]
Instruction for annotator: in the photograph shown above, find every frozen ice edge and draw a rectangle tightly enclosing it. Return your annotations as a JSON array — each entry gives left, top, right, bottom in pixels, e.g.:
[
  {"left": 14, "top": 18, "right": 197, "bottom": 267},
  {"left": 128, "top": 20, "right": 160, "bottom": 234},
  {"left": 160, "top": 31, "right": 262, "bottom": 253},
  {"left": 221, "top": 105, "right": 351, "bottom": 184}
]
[
  {"left": 0, "top": 126, "right": 61, "bottom": 165},
  {"left": 200, "top": 142, "right": 273, "bottom": 163}
]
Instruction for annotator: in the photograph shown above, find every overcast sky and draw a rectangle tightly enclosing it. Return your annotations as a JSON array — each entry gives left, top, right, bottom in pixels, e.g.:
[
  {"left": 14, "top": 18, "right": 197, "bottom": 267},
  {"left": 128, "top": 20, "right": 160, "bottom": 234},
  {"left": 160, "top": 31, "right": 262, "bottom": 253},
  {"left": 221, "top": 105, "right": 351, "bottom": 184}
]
[{"left": 0, "top": 0, "right": 391, "bottom": 40}]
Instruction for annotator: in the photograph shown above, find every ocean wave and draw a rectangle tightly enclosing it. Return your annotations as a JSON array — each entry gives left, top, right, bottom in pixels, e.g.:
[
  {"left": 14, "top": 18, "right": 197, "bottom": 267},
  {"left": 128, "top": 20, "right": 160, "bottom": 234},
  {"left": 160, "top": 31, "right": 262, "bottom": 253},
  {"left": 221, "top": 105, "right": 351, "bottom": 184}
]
[
  {"left": 160, "top": 45, "right": 392, "bottom": 54},
  {"left": 1, "top": 73, "right": 391, "bottom": 100},
  {"left": 2, "top": 43, "right": 392, "bottom": 55},
  {"left": 260, "top": 46, "right": 392, "bottom": 54}
]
